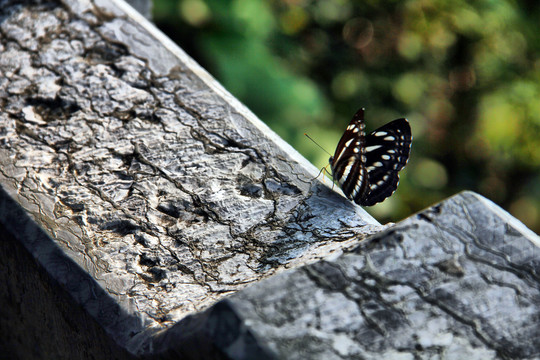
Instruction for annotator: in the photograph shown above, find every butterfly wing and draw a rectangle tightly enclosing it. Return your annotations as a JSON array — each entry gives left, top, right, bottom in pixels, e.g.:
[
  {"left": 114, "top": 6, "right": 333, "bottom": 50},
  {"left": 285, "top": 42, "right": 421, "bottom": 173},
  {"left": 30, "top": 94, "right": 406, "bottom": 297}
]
[
  {"left": 329, "top": 108, "right": 370, "bottom": 202},
  {"left": 358, "top": 118, "right": 412, "bottom": 206}
]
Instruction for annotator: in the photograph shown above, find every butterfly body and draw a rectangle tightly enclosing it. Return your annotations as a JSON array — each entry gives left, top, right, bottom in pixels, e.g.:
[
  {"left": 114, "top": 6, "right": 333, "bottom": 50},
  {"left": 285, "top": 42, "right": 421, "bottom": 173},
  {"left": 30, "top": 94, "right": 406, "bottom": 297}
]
[{"left": 329, "top": 108, "right": 412, "bottom": 206}]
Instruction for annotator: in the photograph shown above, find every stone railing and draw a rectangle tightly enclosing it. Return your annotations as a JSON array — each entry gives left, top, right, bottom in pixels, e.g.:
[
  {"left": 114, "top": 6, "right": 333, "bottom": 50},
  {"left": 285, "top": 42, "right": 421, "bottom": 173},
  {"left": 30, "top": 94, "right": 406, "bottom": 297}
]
[{"left": 1, "top": 1, "right": 538, "bottom": 359}]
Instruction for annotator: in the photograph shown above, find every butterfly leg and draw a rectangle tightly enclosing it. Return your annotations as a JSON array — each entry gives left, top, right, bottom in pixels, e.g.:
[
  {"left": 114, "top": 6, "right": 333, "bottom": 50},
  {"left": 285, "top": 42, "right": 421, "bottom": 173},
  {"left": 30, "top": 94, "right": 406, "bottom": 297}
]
[
  {"left": 325, "top": 167, "right": 335, "bottom": 190},
  {"left": 317, "top": 164, "right": 333, "bottom": 181},
  {"left": 313, "top": 165, "right": 326, "bottom": 181}
]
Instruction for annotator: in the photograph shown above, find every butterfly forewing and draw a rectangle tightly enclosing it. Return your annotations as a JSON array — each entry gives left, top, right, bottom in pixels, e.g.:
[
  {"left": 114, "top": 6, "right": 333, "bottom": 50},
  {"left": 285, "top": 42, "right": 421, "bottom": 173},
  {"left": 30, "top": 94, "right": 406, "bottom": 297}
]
[
  {"left": 329, "top": 108, "right": 412, "bottom": 206},
  {"left": 330, "top": 108, "right": 370, "bottom": 202},
  {"left": 331, "top": 108, "right": 365, "bottom": 165}
]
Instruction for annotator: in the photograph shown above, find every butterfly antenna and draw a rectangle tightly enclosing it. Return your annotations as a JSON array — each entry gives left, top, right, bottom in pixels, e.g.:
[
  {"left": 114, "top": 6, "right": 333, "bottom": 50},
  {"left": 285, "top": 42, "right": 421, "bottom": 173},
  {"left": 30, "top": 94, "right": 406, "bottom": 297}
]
[
  {"left": 304, "top": 133, "right": 332, "bottom": 157},
  {"left": 305, "top": 133, "right": 335, "bottom": 184}
]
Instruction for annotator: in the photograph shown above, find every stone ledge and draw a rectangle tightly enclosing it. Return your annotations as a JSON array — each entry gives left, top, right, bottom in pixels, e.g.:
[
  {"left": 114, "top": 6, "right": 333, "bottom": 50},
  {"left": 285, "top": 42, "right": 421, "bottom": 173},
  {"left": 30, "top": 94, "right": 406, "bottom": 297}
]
[{"left": 155, "top": 191, "right": 540, "bottom": 359}]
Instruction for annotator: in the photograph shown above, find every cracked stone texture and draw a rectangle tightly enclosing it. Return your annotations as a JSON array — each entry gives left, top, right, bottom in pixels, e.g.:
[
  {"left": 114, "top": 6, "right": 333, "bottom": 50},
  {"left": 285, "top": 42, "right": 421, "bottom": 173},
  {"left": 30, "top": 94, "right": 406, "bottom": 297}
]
[
  {"left": 0, "top": 0, "right": 380, "bottom": 357},
  {"left": 157, "top": 192, "right": 540, "bottom": 360}
]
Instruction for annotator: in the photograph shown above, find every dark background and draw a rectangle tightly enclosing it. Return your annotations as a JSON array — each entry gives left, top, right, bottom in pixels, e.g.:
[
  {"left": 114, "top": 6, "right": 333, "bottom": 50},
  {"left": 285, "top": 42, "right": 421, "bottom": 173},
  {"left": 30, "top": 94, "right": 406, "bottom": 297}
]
[{"left": 153, "top": 0, "right": 540, "bottom": 233}]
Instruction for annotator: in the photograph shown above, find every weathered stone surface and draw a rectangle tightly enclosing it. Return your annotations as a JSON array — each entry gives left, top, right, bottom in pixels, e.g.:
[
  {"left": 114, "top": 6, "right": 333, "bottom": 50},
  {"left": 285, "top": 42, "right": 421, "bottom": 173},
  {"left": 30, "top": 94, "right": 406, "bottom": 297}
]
[
  {"left": 159, "top": 192, "right": 540, "bottom": 360},
  {"left": 0, "top": 0, "right": 379, "bottom": 356}
]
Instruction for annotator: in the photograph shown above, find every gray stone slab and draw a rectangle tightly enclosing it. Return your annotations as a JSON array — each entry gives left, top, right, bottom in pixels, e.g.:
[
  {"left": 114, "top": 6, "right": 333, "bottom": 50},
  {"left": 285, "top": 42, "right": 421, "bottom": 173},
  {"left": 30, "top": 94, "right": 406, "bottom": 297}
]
[
  {"left": 164, "top": 191, "right": 538, "bottom": 359},
  {"left": 0, "top": 0, "right": 379, "bottom": 357}
]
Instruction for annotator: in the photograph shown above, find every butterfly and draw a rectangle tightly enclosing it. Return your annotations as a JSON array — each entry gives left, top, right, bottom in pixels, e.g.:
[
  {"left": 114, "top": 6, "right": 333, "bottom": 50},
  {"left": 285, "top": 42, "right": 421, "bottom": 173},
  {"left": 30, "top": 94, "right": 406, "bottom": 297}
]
[{"left": 329, "top": 108, "right": 412, "bottom": 206}]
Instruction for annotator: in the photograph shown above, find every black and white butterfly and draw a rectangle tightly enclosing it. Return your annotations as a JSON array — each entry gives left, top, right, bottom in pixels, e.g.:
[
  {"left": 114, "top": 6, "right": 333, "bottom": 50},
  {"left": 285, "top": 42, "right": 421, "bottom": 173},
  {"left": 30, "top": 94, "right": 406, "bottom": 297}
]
[{"left": 329, "top": 108, "right": 412, "bottom": 206}]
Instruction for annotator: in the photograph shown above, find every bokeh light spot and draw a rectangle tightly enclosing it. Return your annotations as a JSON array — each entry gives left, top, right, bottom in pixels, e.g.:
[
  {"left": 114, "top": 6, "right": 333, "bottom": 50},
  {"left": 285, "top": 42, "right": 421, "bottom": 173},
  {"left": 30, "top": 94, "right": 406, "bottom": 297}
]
[
  {"left": 279, "top": 6, "right": 309, "bottom": 35},
  {"left": 398, "top": 32, "right": 423, "bottom": 61},
  {"left": 331, "top": 70, "right": 366, "bottom": 100},
  {"left": 343, "top": 18, "right": 374, "bottom": 49},
  {"left": 412, "top": 158, "right": 448, "bottom": 189},
  {"left": 179, "top": 0, "right": 211, "bottom": 27},
  {"left": 393, "top": 73, "right": 427, "bottom": 106}
]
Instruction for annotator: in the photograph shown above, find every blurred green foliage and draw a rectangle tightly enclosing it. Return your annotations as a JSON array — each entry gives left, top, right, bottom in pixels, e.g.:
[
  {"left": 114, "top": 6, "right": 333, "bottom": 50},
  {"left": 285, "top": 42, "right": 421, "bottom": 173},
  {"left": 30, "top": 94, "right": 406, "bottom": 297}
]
[{"left": 154, "top": 0, "right": 540, "bottom": 233}]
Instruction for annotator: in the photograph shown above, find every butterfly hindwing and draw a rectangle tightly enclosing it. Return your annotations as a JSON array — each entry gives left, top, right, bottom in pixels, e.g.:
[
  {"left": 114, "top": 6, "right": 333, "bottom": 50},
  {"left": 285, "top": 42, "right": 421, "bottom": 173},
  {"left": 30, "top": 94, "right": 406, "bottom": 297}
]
[{"left": 360, "top": 118, "right": 412, "bottom": 206}]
